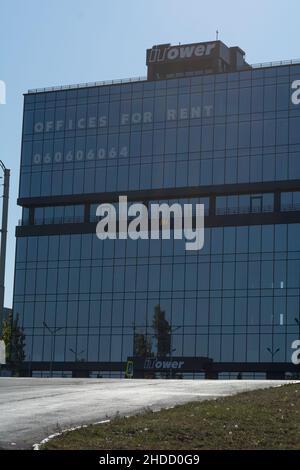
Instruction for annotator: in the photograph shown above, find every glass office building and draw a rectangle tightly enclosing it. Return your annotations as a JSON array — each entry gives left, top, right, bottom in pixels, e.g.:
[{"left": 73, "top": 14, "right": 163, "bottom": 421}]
[{"left": 13, "top": 40, "right": 300, "bottom": 378}]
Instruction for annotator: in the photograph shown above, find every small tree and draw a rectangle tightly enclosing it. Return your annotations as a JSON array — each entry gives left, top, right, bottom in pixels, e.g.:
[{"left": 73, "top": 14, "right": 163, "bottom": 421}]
[
  {"left": 152, "top": 305, "right": 171, "bottom": 357},
  {"left": 133, "top": 333, "right": 152, "bottom": 357},
  {"left": 1, "top": 312, "right": 25, "bottom": 367}
]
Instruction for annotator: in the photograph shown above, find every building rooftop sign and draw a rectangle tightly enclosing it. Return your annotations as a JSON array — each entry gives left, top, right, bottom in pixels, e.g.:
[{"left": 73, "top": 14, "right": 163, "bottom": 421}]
[
  {"left": 147, "top": 42, "right": 217, "bottom": 64},
  {"left": 146, "top": 40, "right": 250, "bottom": 80}
]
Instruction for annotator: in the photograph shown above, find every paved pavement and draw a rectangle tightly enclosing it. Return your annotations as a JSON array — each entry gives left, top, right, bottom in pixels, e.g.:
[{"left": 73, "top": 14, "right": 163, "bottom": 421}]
[{"left": 0, "top": 378, "right": 295, "bottom": 449}]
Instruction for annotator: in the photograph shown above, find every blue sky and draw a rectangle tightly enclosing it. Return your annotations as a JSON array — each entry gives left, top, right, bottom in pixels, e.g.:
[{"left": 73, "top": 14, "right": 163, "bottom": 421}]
[{"left": 0, "top": 0, "right": 300, "bottom": 306}]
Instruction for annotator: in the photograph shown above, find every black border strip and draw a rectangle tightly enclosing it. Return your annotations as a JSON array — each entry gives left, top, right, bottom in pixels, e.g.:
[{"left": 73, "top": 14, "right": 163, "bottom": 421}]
[{"left": 17, "top": 179, "right": 300, "bottom": 208}]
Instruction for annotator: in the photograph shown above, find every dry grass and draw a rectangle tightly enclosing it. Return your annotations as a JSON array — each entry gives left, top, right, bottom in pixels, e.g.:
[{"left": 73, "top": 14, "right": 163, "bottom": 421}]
[{"left": 42, "top": 383, "right": 300, "bottom": 450}]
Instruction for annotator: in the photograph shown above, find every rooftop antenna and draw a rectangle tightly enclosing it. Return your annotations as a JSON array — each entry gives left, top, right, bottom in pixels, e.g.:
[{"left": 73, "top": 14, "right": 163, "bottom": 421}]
[{"left": 216, "top": 29, "right": 219, "bottom": 40}]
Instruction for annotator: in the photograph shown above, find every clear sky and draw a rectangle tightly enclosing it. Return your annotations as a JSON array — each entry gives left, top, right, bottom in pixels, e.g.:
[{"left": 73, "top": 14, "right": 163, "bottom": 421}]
[{"left": 0, "top": 0, "right": 300, "bottom": 307}]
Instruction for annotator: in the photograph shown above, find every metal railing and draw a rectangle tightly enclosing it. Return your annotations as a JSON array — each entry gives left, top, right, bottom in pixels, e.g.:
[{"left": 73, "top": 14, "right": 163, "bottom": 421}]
[
  {"left": 19, "top": 215, "right": 84, "bottom": 226},
  {"left": 281, "top": 203, "right": 300, "bottom": 212},
  {"left": 215, "top": 205, "right": 274, "bottom": 216},
  {"left": 28, "top": 76, "right": 147, "bottom": 94},
  {"left": 251, "top": 58, "right": 300, "bottom": 69}
]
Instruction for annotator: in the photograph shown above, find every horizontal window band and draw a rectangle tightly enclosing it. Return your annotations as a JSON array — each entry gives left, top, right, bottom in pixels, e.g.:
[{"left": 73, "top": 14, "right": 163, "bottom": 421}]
[
  {"left": 17, "top": 179, "right": 300, "bottom": 208},
  {"left": 15, "top": 210, "right": 300, "bottom": 237}
]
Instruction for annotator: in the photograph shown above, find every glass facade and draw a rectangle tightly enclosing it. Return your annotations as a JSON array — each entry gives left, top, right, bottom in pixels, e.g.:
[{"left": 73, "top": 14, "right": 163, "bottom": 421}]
[
  {"left": 20, "top": 64, "right": 300, "bottom": 198},
  {"left": 13, "top": 225, "right": 300, "bottom": 363},
  {"left": 13, "top": 58, "right": 300, "bottom": 377}
]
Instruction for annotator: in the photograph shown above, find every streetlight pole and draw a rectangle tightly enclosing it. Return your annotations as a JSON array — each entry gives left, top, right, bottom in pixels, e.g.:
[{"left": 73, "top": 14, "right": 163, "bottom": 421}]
[
  {"left": 295, "top": 318, "right": 300, "bottom": 340},
  {"left": 169, "top": 326, "right": 181, "bottom": 356},
  {"left": 168, "top": 326, "right": 181, "bottom": 379},
  {"left": 0, "top": 161, "right": 10, "bottom": 337},
  {"left": 69, "top": 348, "right": 85, "bottom": 362},
  {"left": 267, "top": 347, "right": 280, "bottom": 361},
  {"left": 43, "top": 321, "right": 63, "bottom": 377}
]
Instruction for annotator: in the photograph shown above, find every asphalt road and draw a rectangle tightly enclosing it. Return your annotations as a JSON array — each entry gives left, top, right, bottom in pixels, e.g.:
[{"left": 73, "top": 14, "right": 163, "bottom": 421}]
[{"left": 0, "top": 378, "right": 294, "bottom": 449}]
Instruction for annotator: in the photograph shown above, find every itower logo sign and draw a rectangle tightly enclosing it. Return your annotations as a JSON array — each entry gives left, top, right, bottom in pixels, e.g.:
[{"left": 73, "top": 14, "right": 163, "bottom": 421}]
[
  {"left": 144, "top": 359, "right": 185, "bottom": 370},
  {"left": 148, "top": 42, "right": 217, "bottom": 63}
]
